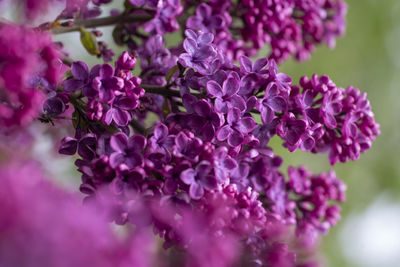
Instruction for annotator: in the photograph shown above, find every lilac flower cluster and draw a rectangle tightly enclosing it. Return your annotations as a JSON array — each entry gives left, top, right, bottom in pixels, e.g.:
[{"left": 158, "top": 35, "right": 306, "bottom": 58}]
[
  {"left": 172, "top": 32, "right": 380, "bottom": 164},
  {"left": 3, "top": 0, "right": 110, "bottom": 21},
  {"left": 0, "top": 161, "right": 155, "bottom": 267},
  {"left": 239, "top": 0, "right": 347, "bottom": 63},
  {"left": 96, "top": 0, "right": 347, "bottom": 65},
  {"left": 182, "top": 0, "right": 347, "bottom": 63},
  {"left": 0, "top": 24, "right": 63, "bottom": 129},
  {"left": 0, "top": 0, "right": 380, "bottom": 266},
  {"left": 63, "top": 51, "right": 144, "bottom": 127},
  {"left": 0, "top": 160, "right": 321, "bottom": 267}
]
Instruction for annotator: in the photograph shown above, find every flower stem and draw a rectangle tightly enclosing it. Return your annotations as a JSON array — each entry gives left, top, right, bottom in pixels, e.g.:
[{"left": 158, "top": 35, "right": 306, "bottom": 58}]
[
  {"left": 141, "top": 84, "right": 204, "bottom": 98},
  {"left": 52, "top": 13, "right": 153, "bottom": 34}
]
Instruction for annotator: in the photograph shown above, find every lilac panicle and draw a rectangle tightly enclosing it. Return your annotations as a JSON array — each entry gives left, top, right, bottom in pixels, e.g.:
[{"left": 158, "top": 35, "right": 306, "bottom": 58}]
[{"left": 21, "top": 3, "right": 378, "bottom": 266}]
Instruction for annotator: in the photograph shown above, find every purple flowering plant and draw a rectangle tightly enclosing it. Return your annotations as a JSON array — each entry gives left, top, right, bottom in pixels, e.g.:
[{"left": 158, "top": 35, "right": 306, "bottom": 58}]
[{"left": 0, "top": 0, "right": 380, "bottom": 266}]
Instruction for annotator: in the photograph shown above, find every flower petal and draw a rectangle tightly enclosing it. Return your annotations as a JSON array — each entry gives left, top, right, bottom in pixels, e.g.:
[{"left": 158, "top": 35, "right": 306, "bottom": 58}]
[
  {"left": 71, "top": 61, "right": 89, "bottom": 81},
  {"left": 181, "top": 168, "right": 196, "bottom": 185},
  {"left": 189, "top": 182, "right": 204, "bottom": 200},
  {"left": 110, "top": 133, "right": 128, "bottom": 152},
  {"left": 206, "top": 81, "right": 223, "bottom": 98}
]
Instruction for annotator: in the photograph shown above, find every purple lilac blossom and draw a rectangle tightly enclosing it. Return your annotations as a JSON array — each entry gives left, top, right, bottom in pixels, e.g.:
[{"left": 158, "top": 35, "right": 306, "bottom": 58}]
[
  {"left": 0, "top": 161, "right": 155, "bottom": 267},
  {"left": 0, "top": 24, "right": 64, "bottom": 129},
  {"left": 45, "top": 6, "right": 379, "bottom": 266}
]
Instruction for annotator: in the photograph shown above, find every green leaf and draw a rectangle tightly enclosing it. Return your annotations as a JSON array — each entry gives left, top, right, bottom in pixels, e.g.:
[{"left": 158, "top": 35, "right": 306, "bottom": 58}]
[
  {"left": 162, "top": 99, "right": 171, "bottom": 118},
  {"left": 165, "top": 65, "right": 179, "bottom": 84},
  {"left": 112, "top": 25, "right": 125, "bottom": 46},
  {"left": 79, "top": 27, "right": 100, "bottom": 55},
  {"left": 72, "top": 109, "right": 79, "bottom": 129}
]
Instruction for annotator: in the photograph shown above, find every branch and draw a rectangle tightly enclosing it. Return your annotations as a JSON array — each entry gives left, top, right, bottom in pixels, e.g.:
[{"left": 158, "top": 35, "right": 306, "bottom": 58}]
[
  {"left": 129, "top": 119, "right": 146, "bottom": 135},
  {"left": 52, "top": 13, "right": 153, "bottom": 34},
  {"left": 141, "top": 84, "right": 204, "bottom": 98}
]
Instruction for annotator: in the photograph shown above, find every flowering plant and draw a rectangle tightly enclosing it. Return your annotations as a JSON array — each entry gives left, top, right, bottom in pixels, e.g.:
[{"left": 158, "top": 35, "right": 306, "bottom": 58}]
[{"left": 0, "top": 0, "right": 379, "bottom": 266}]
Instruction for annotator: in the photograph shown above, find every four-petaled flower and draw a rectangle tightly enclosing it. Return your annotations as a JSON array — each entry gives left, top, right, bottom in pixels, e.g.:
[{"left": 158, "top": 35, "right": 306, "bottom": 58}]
[
  {"left": 109, "top": 133, "right": 146, "bottom": 169},
  {"left": 216, "top": 108, "right": 256, "bottom": 147},
  {"left": 180, "top": 160, "right": 218, "bottom": 199},
  {"left": 207, "top": 72, "right": 246, "bottom": 113}
]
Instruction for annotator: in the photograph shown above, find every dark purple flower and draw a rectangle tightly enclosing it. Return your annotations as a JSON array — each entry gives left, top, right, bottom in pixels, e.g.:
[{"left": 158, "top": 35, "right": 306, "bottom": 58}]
[
  {"left": 43, "top": 94, "right": 66, "bottom": 115},
  {"left": 103, "top": 96, "right": 139, "bottom": 126},
  {"left": 109, "top": 133, "right": 146, "bottom": 169},
  {"left": 186, "top": 3, "right": 226, "bottom": 33},
  {"left": 216, "top": 108, "right": 255, "bottom": 147},
  {"left": 92, "top": 64, "right": 123, "bottom": 103},
  {"left": 213, "top": 147, "right": 237, "bottom": 183},
  {"left": 276, "top": 113, "right": 308, "bottom": 152},
  {"left": 63, "top": 62, "right": 99, "bottom": 97},
  {"left": 148, "top": 123, "right": 175, "bottom": 160},
  {"left": 59, "top": 134, "right": 97, "bottom": 160},
  {"left": 258, "top": 83, "right": 287, "bottom": 124},
  {"left": 87, "top": 99, "right": 103, "bottom": 120},
  {"left": 206, "top": 72, "right": 246, "bottom": 113},
  {"left": 180, "top": 161, "right": 218, "bottom": 199},
  {"left": 179, "top": 30, "right": 217, "bottom": 75},
  {"left": 321, "top": 91, "right": 342, "bottom": 129},
  {"left": 239, "top": 56, "right": 268, "bottom": 75},
  {"left": 115, "top": 51, "right": 136, "bottom": 73},
  {"left": 189, "top": 100, "right": 223, "bottom": 141},
  {"left": 172, "top": 131, "right": 203, "bottom": 162}
]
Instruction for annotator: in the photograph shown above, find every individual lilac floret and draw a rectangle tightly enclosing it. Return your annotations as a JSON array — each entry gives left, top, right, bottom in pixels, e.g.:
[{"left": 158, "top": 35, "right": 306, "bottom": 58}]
[
  {"left": 59, "top": 133, "right": 97, "bottom": 161},
  {"left": 138, "top": 35, "right": 178, "bottom": 87},
  {"left": 258, "top": 83, "right": 287, "bottom": 124},
  {"left": 92, "top": 64, "right": 123, "bottom": 103},
  {"left": 180, "top": 160, "right": 218, "bottom": 200},
  {"left": 179, "top": 30, "right": 218, "bottom": 75},
  {"left": 148, "top": 123, "right": 175, "bottom": 161},
  {"left": 213, "top": 147, "right": 237, "bottom": 183},
  {"left": 186, "top": 3, "right": 226, "bottom": 34},
  {"left": 109, "top": 133, "right": 146, "bottom": 169},
  {"left": 207, "top": 72, "right": 246, "bottom": 113},
  {"left": 189, "top": 99, "right": 223, "bottom": 141},
  {"left": 115, "top": 51, "right": 136, "bottom": 73},
  {"left": 63, "top": 62, "right": 100, "bottom": 97},
  {"left": 216, "top": 108, "right": 255, "bottom": 147},
  {"left": 172, "top": 131, "right": 203, "bottom": 162},
  {"left": 103, "top": 96, "right": 138, "bottom": 126},
  {"left": 239, "top": 56, "right": 269, "bottom": 75},
  {"left": 42, "top": 92, "right": 69, "bottom": 115},
  {"left": 143, "top": 0, "right": 183, "bottom": 34},
  {"left": 276, "top": 113, "right": 308, "bottom": 152}
]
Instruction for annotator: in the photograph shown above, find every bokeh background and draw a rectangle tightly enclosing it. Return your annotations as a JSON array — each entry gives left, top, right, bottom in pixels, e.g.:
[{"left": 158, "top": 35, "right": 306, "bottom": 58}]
[{"left": 2, "top": 0, "right": 400, "bottom": 266}]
